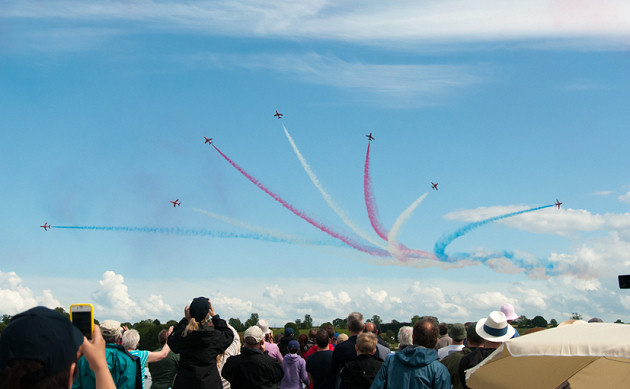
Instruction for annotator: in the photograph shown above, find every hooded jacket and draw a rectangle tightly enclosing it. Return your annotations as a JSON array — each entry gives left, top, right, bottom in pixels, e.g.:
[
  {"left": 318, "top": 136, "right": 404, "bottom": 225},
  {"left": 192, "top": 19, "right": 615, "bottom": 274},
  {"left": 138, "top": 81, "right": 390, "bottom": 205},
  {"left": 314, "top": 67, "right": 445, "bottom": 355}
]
[
  {"left": 279, "top": 353, "right": 308, "bottom": 389},
  {"left": 369, "top": 346, "right": 450, "bottom": 389}
]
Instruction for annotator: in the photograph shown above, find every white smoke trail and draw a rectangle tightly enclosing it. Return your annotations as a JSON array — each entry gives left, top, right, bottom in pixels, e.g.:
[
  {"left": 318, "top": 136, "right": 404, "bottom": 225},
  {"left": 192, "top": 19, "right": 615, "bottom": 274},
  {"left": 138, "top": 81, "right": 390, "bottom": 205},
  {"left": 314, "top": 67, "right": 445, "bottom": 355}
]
[
  {"left": 387, "top": 192, "right": 428, "bottom": 261},
  {"left": 281, "top": 123, "right": 387, "bottom": 249}
]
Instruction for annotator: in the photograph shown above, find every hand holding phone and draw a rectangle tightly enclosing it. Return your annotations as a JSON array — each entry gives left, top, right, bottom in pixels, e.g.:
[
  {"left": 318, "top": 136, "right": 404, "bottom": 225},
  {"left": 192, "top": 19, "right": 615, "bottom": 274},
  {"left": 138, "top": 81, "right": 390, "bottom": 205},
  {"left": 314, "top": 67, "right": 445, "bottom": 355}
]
[{"left": 70, "top": 303, "right": 94, "bottom": 339}]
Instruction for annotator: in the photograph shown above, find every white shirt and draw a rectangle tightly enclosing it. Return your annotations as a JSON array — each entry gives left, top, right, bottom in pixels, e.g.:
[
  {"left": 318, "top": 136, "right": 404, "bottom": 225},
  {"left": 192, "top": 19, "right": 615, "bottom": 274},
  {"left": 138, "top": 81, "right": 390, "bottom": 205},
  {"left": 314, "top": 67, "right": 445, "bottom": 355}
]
[{"left": 438, "top": 344, "right": 465, "bottom": 360}]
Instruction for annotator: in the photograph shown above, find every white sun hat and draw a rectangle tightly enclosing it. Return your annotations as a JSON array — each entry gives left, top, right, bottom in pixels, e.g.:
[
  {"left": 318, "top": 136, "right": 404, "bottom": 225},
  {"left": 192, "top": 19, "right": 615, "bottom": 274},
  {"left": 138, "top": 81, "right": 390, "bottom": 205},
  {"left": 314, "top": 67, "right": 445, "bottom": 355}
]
[{"left": 476, "top": 311, "right": 516, "bottom": 342}]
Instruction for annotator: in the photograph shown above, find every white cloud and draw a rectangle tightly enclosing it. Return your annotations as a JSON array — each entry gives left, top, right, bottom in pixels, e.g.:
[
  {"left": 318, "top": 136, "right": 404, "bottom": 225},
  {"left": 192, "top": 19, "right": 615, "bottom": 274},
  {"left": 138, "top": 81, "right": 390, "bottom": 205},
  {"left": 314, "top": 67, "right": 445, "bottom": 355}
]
[
  {"left": 263, "top": 284, "right": 284, "bottom": 299},
  {"left": 365, "top": 288, "right": 388, "bottom": 304},
  {"left": 185, "top": 52, "right": 482, "bottom": 104},
  {"left": 92, "top": 271, "right": 140, "bottom": 318},
  {"left": 516, "top": 287, "right": 548, "bottom": 310},
  {"left": 298, "top": 290, "right": 351, "bottom": 311},
  {"left": 0, "top": 271, "right": 61, "bottom": 314},
  {"left": 141, "top": 295, "right": 173, "bottom": 316},
  {"left": 211, "top": 293, "right": 253, "bottom": 318},
  {"left": 4, "top": 0, "right": 630, "bottom": 49},
  {"left": 467, "top": 291, "right": 512, "bottom": 310},
  {"left": 619, "top": 191, "right": 630, "bottom": 204}
]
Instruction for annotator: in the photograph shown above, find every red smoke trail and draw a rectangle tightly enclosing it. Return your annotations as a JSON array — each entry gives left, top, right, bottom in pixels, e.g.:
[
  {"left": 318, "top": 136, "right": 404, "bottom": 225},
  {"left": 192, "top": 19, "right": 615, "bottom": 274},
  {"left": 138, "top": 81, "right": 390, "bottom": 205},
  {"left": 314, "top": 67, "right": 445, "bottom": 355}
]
[
  {"left": 212, "top": 145, "right": 389, "bottom": 257},
  {"left": 364, "top": 142, "right": 390, "bottom": 241}
]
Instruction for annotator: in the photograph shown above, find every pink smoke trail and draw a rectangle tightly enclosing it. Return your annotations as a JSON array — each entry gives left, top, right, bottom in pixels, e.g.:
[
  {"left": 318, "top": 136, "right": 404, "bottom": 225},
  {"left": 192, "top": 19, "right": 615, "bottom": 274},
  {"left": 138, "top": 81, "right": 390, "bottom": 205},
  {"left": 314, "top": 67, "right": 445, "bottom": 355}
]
[
  {"left": 363, "top": 142, "right": 435, "bottom": 260},
  {"left": 212, "top": 145, "right": 389, "bottom": 257},
  {"left": 364, "top": 142, "right": 390, "bottom": 241}
]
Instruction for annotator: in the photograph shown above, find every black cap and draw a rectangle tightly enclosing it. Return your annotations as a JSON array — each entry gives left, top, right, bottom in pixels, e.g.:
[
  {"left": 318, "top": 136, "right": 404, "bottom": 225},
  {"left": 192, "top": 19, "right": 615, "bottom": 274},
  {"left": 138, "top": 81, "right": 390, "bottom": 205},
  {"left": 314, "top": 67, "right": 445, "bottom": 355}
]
[
  {"left": 0, "top": 306, "right": 84, "bottom": 380},
  {"left": 189, "top": 297, "right": 210, "bottom": 322}
]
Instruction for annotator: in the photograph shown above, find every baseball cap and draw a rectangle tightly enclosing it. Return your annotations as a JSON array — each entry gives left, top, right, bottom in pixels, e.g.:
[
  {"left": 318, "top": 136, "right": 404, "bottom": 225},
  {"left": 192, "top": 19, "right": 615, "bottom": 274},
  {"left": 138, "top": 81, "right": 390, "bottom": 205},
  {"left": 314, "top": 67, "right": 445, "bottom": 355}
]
[
  {"left": 244, "top": 326, "right": 264, "bottom": 345},
  {"left": 0, "top": 306, "right": 84, "bottom": 382},
  {"left": 288, "top": 340, "right": 300, "bottom": 352},
  {"left": 284, "top": 327, "right": 294, "bottom": 336},
  {"left": 189, "top": 297, "right": 210, "bottom": 322}
]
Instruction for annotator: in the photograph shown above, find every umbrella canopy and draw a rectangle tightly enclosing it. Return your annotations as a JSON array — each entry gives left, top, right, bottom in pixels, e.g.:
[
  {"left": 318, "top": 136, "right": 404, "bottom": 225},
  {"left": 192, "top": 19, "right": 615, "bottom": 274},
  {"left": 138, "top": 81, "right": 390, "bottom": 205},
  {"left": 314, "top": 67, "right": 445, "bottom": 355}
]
[{"left": 466, "top": 323, "right": 630, "bottom": 389}]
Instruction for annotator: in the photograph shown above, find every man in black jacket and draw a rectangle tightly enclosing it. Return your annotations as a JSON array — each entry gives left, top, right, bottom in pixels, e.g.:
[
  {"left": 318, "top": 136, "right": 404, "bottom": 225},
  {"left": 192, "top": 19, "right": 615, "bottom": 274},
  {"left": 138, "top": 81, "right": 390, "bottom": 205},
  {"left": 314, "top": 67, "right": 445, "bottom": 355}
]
[{"left": 222, "top": 326, "right": 284, "bottom": 389}]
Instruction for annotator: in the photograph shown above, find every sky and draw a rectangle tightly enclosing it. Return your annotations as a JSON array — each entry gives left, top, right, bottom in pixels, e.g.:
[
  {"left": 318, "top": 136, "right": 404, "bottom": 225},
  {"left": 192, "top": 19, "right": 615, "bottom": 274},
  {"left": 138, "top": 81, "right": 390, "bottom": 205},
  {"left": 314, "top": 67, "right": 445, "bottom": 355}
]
[{"left": 2, "top": 0, "right": 630, "bottom": 327}]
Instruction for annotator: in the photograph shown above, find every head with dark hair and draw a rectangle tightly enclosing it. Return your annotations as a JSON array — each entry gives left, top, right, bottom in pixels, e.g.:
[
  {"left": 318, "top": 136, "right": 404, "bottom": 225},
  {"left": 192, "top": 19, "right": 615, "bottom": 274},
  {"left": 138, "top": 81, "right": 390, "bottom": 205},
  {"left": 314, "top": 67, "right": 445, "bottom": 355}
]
[
  {"left": 466, "top": 324, "right": 484, "bottom": 346},
  {"left": 0, "top": 359, "right": 74, "bottom": 389},
  {"left": 0, "top": 307, "right": 83, "bottom": 389},
  {"left": 308, "top": 328, "right": 317, "bottom": 340},
  {"left": 158, "top": 329, "right": 168, "bottom": 346},
  {"left": 413, "top": 316, "right": 439, "bottom": 349},
  {"left": 315, "top": 329, "right": 329, "bottom": 348},
  {"left": 298, "top": 334, "right": 309, "bottom": 353},
  {"left": 347, "top": 312, "right": 364, "bottom": 333},
  {"left": 438, "top": 322, "right": 448, "bottom": 336},
  {"left": 321, "top": 324, "right": 334, "bottom": 340}
]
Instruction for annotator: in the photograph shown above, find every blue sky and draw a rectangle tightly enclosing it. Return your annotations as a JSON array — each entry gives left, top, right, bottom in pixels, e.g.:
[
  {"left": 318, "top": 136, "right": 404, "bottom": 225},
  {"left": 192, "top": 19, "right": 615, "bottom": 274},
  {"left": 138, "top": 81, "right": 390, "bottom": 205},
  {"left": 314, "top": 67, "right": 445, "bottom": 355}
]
[{"left": 2, "top": 0, "right": 630, "bottom": 326}]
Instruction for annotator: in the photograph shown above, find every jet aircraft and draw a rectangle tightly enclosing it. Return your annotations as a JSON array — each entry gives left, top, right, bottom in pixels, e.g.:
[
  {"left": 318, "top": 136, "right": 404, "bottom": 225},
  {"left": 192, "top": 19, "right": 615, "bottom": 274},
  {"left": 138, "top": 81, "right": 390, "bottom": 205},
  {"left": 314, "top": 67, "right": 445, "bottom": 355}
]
[
  {"left": 274, "top": 110, "right": 283, "bottom": 119},
  {"left": 431, "top": 182, "right": 438, "bottom": 191},
  {"left": 170, "top": 199, "right": 181, "bottom": 207},
  {"left": 204, "top": 137, "right": 213, "bottom": 144},
  {"left": 555, "top": 199, "right": 563, "bottom": 209},
  {"left": 40, "top": 222, "right": 51, "bottom": 231},
  {"left": 366, "top": 132, "right": 375, "bottom": 141}
]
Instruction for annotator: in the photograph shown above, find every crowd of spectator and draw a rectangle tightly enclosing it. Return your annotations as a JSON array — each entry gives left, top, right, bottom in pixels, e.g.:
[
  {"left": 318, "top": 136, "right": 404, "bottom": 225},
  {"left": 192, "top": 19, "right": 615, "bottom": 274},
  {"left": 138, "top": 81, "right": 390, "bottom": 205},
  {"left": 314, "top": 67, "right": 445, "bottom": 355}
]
[{"left": 0, "top": 300, "right": 611, "bottom": 389}]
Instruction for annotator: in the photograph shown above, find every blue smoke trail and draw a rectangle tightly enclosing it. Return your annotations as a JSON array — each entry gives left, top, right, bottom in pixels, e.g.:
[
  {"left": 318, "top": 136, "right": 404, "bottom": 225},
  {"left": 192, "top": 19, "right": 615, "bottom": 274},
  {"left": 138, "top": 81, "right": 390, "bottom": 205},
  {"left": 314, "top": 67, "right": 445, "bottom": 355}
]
[
  {"left": 434, "top": 204, "right": 554, "bottom": 261},
  {"left": 52, "top": 226, "right": 348, "bottom": 248}
]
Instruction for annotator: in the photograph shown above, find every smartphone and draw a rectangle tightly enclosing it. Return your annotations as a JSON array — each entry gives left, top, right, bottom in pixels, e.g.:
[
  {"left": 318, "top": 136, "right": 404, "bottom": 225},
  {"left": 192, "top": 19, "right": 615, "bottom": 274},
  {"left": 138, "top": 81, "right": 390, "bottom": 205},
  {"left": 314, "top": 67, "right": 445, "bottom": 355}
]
[
  {"left": 70, "top": 303, "right": 94, "bottom": 338},
  {"left": 619, "top": 275, "right": 630, "bottom": 289}
]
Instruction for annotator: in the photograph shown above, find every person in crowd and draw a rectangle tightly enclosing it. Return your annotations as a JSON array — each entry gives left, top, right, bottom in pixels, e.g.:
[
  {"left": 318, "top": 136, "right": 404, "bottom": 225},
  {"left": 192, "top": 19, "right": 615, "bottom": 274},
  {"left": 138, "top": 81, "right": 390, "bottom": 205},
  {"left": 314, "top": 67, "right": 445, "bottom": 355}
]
[
  {"left": 257, "top": 319, "right": 283, "bottom": 364},
  {"left": 221, "top": 326, "right": 284, "bottom": 388},
  {"left": 279, "top": 340, "right": 308, "bottom": 389},
  {"left": 298, "top": 334, "right": 309, "bottom": 357},
  {"left": 332, "top": 312, "right": 365, "bottom": 387},
  {"left": 500, "top": 303, "right": 520, "bottom": 338},
  {"left": 459, "top": 311, "right": 515, "bottom": 389},
  {"left": 363, "top": 323, "right": 390, "bottom": 360},
  {"left": 364, "top": 322, "right": 391, "bottom": 350},
  {"left": 370, "top": 316, "right": 450, "bottom": 389},
  {"left": 436, "top": 322, "right": 452, "bottom": 349},
  {"left": 74, "top": 319, "right": 141, "bottom": 389},
  {"left": 336, "top": 334, "right": 349, "bottom": 344},
  {"left": 218, "top": 322, "right": 241, "bottom": 389},
  {"left": 279, "top": 328, "right": 295, "bottom": 356},
  {"left": 437, "top": 323, "right": 465, "bottom": 360},
  {"left": 302, "top": 324, "right": 334, "bottom": 360},
  {"left": 0, "top": 306, "right": 116, "bottom": 389},
  {"left": 307, "top": 329, "right": 318, "bottom": 349},
  {"left": 122, "top": 327, "right": 174, "bottom": 389},
  {"left": 148, "top": 329, "right": 180, "bottom": 389},
  {"left": 332, "top": 333, "right": 340, "bottom": 346},
  {"left": 167, "top": 297, "right": 234, "bottom": 389},
  {"left": 339, "top": 333, "right": 383, "bottom": 389},
  {"left": 440, "top": 324, "right": 484, "bottom": 389},
  {"left": 397, "top": 326, "right": 414, "bottom": 351},
  {"left": 306, "top": 329, "right": 337, "bottom": 389}
]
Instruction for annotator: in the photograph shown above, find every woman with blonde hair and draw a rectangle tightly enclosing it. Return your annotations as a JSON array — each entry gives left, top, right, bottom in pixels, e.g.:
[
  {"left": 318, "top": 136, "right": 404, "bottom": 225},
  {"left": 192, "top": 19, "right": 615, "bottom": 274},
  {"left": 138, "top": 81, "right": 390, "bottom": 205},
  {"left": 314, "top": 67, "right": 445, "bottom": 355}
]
[{"left": 167, "top": 297, "right": 234, "bottom": 389}]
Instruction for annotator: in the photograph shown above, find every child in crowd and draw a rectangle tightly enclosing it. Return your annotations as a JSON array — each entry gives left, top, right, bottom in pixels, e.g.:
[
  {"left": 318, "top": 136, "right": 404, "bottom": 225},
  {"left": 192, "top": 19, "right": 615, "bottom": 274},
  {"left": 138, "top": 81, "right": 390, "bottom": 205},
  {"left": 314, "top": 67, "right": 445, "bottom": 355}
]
[
  {"left": 339, "top": 332, "right": 383, "bottom": 389},
  {"left": 279, "top": 340, "right": 309, "bottom": 389}
]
